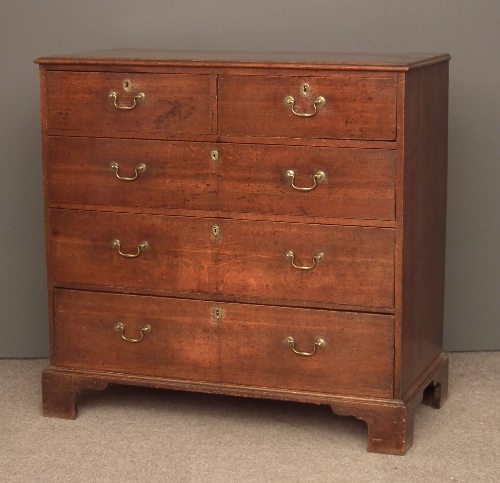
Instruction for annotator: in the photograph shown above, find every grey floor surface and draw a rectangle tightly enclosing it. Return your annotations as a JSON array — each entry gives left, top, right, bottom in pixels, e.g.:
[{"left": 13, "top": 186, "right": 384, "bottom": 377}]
[{"left": 1, "top": 353, "right": 499, "bottom": 482}]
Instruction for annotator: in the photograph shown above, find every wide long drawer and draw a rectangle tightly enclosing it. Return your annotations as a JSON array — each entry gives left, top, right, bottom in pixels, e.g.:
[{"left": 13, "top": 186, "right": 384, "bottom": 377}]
[
  {"left": 50, "top": 210, "right": 394, "bottom": 309},
  {"left": 53, "top": 289, "right": 395, "bottom": 398},
  {"left": 44, "top": 71, "right": 213, "bottom": 136},
  {"left": 46, "top": 137, "right": 395, "bottom": 221},
  {"left": 218, "top": 74, "right": 397, "bottom": 140}
]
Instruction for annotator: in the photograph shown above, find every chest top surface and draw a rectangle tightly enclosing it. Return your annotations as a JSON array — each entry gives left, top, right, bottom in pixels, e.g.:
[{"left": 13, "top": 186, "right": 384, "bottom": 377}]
[{"left": 35, "top": 49, "right": 450, "bottom": 71}]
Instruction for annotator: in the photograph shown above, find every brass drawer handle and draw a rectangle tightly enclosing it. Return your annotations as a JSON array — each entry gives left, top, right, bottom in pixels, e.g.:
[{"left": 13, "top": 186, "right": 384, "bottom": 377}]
[
  {"left": 109, "top": 162, "right": 146, "bottom": 181},
  {"left": 284, "top": 95, "right": 325, "bottom": 117},
  {"left": 114, "top": 322, "right": 151, "bottom": 343},
  {"left": 285, "top": 250, "right": 324, "bottom": 270},
  {"left": 285, "top": 169, "right": 325, "bottom": 191},
  {"left": 284, "top": 336, "right": 325, "bottom": 356},
  {"left": 111, "top": 239, "right": 149, "bottom": 258},
  {"left": 108, "top": 91, "right": 145, "bottom": 110}
]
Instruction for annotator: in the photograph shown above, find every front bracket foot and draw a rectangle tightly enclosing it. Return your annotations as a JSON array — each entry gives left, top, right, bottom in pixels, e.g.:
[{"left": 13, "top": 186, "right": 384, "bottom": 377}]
[{"left": 42, "top": 367, "right": 109, "bottom": 419}]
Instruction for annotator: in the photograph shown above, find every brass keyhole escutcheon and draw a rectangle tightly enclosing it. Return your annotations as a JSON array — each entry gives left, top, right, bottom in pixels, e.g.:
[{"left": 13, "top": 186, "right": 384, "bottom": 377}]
[
  {"left": 123, "top": 79, "right": 132, "bottom": 92},
  {"left": 212, "top": 224, "right": 220, "bottom": 237},
  {"left": 301, "top": 83, "right": 310, "bottom": 97},
  {"left": 212, "top": 307, "right": 223, "bottom": 320},
  {"left": 210, "top": 150, "right": 219, "bottom": 162}
]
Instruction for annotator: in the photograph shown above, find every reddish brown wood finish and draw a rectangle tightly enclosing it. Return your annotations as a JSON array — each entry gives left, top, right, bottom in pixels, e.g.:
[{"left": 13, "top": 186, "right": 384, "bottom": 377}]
[
  {"left": 41, "top": 353, "right": 448, "bottom": 455},
  {"left": 54, "top": 290, "right": 220, "bottom": 381},
  {"left": 52, "top": 290, "right": 393, "bottom": 397},
  {"left": 218, "top": 303, "right": 394, "bottom": 397},
  {"left": 215, "top": 219, "right": 395, "bottom": 308},
  {"left": 46, "top": 137, "right": 395, "bottom": 221},
  {"left": 218, "top": 73, "right": 397, "bottom": 140},
  {"left": 35, "top": 50, "right": 450, "bottom": 70},
  {"left": 46, "top": 137, "right": 217, "bottom": 210},
  {"left": 216, "top": 144, "right": 396, "bottom": 220},
  {"left": 50, "top": 209, "right": 216, "bottom": 294},
  {"left": 330, "top": 353, "right": 448, "bottom": 454},
  {"left": 42, "top": 367, "right": 109, "bottom": 419},
  {"left": 397, "top": 62, "right": 449, "bottom": 399},
  {"left": 50, "top": 209, "right": 394, "bottom": 308},
  {"left": 37, "top": 51, "right": 449, "bottom": 455},
  {"left": 44, "top": 71, "right": 213, "bottom": 136}
]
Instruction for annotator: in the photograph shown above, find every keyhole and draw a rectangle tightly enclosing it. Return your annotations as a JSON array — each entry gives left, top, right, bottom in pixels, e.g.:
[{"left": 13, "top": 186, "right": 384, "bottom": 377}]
[
  {"left": 213, "top": 308, "right": 222, "bottom": 319},
  {"left": 301, "top": 83, "right": 310, "bottom": 97},
  {"left": 123, "top": 80, "right": 132, "bottom": 92},
  {"left": 210, "top": 150, "right": 219, "bottom": 162}
]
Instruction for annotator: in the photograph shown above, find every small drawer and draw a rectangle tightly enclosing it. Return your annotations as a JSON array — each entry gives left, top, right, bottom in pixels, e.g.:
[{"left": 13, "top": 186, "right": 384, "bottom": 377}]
[
  {"left": 53, "top": 289, "right": 220, "bottom": 381},
  {"left": 216, "top": 219, "right": 395, "bottom": 309},
  {"left": 218, "top": 74, "right": 397, "bottom": 140},
  {"left": 45, "top": 71, "right": 213, "bottom": 136},
  {"left": 219, "top": 302, "right": 394, "bottom": 398},
  {"left": 50, "top": 209, "right": 217, "bottom": 294},
  {"left": 46, "top": 137, "right": 217, "bottom": 210},
  {"left": 216, "top": 144, "right": 396, "bottom": 221}
]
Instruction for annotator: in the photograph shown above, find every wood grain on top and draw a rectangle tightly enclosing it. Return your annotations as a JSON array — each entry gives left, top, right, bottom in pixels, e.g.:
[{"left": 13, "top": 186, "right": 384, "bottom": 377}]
[{"left": 35, "top": 49, "right": 450, "bottom": 71}]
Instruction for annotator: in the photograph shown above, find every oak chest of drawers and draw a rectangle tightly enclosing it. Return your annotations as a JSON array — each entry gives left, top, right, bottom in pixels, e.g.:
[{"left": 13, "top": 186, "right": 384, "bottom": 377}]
[{"left": 36, "top": 50, "right": 449, "bottom": 455}]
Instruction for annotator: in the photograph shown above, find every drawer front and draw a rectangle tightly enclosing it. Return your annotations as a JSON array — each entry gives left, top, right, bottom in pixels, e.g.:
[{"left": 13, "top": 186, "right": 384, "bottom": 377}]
[
  {"left": 45, "top": 71, "right": 212, "bottom": 136},
  {"left": 51, "top": 210, "right": 394, "bottom": 308},
  {"left": 46, "top": 137, "right": 394, "bottom": 220},
  {"left": 50, "top": 209, "right": 216, "bottom": 294},
  {"left": 219, "top": 303, "right": 394, "bottom": 398},
  {"left": 217, "top": 144, "right": 395, "bottom": 221},
  {"left": 53, "top": 289, "right": 394, "bottom": 397},
  {"left": 218, "top": 74, "right": 397, "bottom": 140},
  {"left": 216, "top": 219, "right": 395, "bottom": 309},
  {"left": 46, "top": 137, "right": 217, "bottom": 210},
  {"left": 53, "top": 289, "right": 220, "bottom": 381}
]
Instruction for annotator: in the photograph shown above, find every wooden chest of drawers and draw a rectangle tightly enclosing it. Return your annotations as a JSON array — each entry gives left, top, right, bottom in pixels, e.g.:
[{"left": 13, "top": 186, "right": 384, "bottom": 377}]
[{"left": 36, "top": 50, "right": 449, "bottom": 455}]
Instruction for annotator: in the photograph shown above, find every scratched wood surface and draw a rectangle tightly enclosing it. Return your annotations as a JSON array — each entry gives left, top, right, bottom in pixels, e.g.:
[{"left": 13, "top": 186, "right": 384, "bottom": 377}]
[{"left": 44, "top": 71, "right": 213, "bottom": 135}]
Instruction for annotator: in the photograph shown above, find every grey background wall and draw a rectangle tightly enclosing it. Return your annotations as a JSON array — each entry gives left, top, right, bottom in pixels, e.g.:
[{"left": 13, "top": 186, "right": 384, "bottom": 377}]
[{"left": 1, "top": 1, "right": 499, "bottom": 357}]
